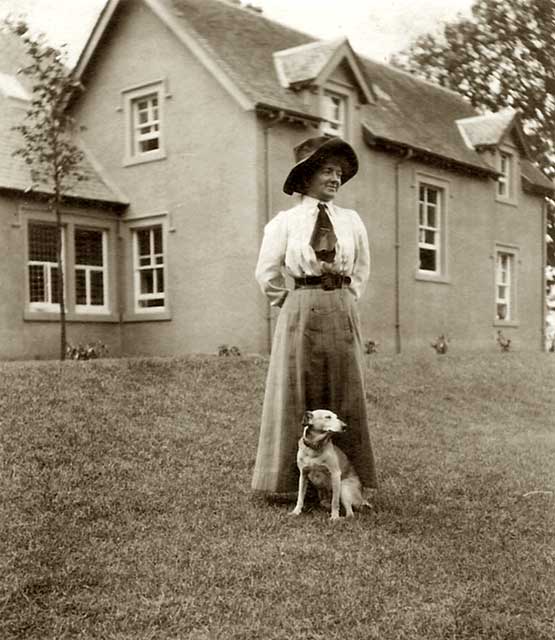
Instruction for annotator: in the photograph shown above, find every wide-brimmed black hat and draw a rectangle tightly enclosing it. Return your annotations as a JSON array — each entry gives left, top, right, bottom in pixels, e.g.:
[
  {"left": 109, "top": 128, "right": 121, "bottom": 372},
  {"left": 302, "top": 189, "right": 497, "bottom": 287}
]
[{"left": 283, "top": 135, "right": 358, "bottom": 196}]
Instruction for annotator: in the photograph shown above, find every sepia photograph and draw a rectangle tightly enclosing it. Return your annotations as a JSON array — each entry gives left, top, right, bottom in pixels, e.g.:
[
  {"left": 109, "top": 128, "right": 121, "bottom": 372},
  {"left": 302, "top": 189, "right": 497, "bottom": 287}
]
[{"left": 0, "top": 0, "right": 554, "bottom": 638}]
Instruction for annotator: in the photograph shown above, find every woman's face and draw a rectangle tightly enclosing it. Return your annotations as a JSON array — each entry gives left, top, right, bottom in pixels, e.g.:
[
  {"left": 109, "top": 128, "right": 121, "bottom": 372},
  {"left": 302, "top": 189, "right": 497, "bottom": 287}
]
[{"left": 305, "top": 158, "right": 344, "bottom": 202}]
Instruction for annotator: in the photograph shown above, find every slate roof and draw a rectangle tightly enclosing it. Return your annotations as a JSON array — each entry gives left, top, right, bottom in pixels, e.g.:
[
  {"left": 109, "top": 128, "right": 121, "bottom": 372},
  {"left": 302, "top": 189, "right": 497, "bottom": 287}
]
[
  {"left": 81, "top": 0, "right": 554, "bottom": 194},
  {"left": 457, "top": 108, "right": 517, "bottom": 148},
  {"left": 159, "top": 0, "right": 506, "bottom": 178},
  {"left": 273, "top": 37, "right": 348, "bottom": 87},
  {"left": 0, "top": 31, "right": 128, "bottom": 206}
]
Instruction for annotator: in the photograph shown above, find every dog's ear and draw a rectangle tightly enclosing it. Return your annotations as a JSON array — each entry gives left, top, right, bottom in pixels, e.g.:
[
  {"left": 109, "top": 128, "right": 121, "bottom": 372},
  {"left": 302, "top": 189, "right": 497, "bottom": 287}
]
[{"left": 302, "top": 411, "right": 313, "bottom": 427}]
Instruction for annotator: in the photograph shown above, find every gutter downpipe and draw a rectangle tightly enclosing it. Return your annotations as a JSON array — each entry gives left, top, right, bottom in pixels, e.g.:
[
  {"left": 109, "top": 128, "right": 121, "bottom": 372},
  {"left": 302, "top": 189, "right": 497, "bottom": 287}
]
[
  {"left": 541, "top": 197, "right": 548, "bottom": 352},
  {"left": 262, "top": 109, "right": 285, "bottom": 354},
  {"left": 394, "top": 148, "right": 413, "bottom": 355}
]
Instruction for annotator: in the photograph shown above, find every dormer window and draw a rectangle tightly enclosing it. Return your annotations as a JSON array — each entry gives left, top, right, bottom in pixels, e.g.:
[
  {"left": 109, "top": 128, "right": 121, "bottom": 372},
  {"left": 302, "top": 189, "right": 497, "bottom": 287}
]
[
  {"left": 321, "top": 90, "right": 347, "bottom": 138},
  {"left": 497, "top": 150, "right": 514, "bottom": 200}
]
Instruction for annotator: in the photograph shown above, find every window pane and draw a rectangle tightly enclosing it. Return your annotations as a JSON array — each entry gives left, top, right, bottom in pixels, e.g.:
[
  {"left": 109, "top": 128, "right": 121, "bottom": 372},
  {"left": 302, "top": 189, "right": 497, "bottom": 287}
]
[
  {"left": 140, "top": 269, "right": 154, "bottom": 294},
  {"left": 427, "top": 189, "right": 438, "bottom": 205},
  {"left": 156, "top": 267, "right": 164, "bottom": 293},
  {"left": 140, "top": 138, "right": 159, "bottom": 152},
  {"left": 139, "top": 298, "right": 164, "bottom": 308},
  {"left": 75, "top": 269, "right": 87, "bottom": 304},
  {"left": 75, "top": 229, "right": 103, "bottom": 266},
  {"left": 29, "top": 223, "right": 58, "bottom": 261},
  {"left": 153, "top": 226, "right": 162, "bottom": 254},
  {"left": 427, "top": 207, "right": 436, "bottom": 227},
  {"left": 29, "top": 264, "right": 45, "bottom": 302},
  {"left": 497, "top": 304, "right": 508, "bottom": 320},
  {"left": 51, "top": 267, "right": 61, "bottom": 304},
  {"left": 90, "top": 270, "right": 104, "bottom": 305},
  {"left": 137, "top": 229, "right": 151, "bottom": 257},
  {"left": 425, "top": 229, "right": 435, "bottom": 245},
  {"left": 420, "top": 248, "right": 436, "bottom": 272}
]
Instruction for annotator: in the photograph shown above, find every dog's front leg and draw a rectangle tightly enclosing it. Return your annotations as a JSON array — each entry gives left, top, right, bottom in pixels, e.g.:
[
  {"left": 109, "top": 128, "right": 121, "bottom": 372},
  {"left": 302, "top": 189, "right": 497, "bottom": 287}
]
[
  {"left": 290, "top": 470, "right": 308, "bottom": 516},
  {"left": 330, "top": 471, "right": 341, "bottom": 520}
]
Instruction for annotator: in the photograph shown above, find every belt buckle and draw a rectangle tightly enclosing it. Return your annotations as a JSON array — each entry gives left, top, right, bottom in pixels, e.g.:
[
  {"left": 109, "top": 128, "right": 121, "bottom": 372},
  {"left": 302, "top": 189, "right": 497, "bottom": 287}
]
[{"left": 321, "top": 273, "right": 336, "bottom": 291}]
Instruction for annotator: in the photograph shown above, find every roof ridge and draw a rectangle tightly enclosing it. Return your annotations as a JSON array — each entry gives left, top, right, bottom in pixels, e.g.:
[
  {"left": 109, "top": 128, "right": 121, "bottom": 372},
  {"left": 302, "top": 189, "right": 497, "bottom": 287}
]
[
  {"left": 273, "top": 36, "right": 345, "bottom": 57},
  {"left": 456, "top": 107, "right": 516, "bottom": 124},
  {"left": 362, "top": 55, "right": 476, "bottom": 104},
  {"left": 210, "top": 0, "right": 317, "bottom": 42}
]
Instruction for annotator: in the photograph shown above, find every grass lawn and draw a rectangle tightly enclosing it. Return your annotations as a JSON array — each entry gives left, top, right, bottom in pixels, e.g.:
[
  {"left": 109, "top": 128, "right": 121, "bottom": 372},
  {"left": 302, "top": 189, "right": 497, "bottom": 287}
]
[{"left": 1, "top": 353, "right": 554, "bottom": 639}]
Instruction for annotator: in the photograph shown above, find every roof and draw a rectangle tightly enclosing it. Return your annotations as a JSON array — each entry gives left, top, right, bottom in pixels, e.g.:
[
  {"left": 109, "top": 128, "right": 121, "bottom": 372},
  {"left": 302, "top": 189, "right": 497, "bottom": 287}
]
[
  {"left": 0, "top": 31, "right": 127, "bottom": 207},
  {"left": 273, "top": 36, "right": 375, "bottom": 104},
  {"left": 274, "top": 38, "right": 347, "bottom": 87},
  {"left": 457, "top": 108, "right": 517, "bottom": 148},
  {"left": 154, "top": 0, "right": 499, "bottom": 177},
  {"left": 76, "top": 0, "right": 553, "bottom": 194}
]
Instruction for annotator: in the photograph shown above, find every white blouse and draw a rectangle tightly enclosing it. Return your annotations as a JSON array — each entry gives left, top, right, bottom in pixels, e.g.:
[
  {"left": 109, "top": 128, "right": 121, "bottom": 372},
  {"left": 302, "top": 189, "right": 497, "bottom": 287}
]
[{"left": 255, "top": 195, "right": 371, "bottom": 307}]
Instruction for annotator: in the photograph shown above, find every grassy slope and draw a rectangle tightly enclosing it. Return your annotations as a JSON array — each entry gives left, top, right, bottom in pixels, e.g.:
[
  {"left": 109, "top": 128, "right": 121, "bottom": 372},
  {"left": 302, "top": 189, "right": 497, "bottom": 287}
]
[{"left": 0, "top": 354, "right": 554, "bottom": 640}]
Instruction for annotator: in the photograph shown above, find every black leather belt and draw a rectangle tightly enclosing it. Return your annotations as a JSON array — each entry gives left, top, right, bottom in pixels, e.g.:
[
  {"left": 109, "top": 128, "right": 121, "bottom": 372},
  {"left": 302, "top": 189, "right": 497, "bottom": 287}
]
[{"left": 294, "top": 274, "right": 351, "bottom": 291}]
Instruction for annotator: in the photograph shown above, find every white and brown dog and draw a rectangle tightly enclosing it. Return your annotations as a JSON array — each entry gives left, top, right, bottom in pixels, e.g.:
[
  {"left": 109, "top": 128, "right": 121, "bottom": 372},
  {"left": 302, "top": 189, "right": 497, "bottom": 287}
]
[{"left": 290, "top": 409, "right": 370, "bottom": 521}]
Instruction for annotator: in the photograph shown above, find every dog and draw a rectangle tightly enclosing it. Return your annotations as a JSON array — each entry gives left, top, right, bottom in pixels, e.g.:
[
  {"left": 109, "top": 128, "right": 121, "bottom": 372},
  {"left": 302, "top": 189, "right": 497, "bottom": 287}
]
[{"left": 290, "top": 409, "right": 371, "bottom": 520}]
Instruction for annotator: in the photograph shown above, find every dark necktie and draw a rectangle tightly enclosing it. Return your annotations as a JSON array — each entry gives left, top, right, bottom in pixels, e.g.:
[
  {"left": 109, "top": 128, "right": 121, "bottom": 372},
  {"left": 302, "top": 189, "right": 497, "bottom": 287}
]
[{"left": 310, "top": 202, "right": 337, "bottom": 263}]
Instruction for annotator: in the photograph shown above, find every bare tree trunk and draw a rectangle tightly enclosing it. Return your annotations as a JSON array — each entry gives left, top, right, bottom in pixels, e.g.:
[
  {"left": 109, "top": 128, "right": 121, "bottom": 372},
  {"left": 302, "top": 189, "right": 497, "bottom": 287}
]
[{"left": 53, "top": 195, "right": 66, "bottom": 361}]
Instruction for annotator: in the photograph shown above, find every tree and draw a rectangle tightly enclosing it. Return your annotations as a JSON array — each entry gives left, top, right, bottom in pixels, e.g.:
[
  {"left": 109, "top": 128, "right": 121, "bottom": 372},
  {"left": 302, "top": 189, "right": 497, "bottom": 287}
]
[
  {"left": 391, "top": 0, "right": 555, "bottom": 264},
  {"left": 7, "top": 20, "right": 86, "bottom": 360}
]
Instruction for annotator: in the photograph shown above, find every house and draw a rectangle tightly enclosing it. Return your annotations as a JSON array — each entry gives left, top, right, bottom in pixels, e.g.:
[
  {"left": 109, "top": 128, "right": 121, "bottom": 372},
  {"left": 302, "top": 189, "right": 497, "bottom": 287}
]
[
  {"left": 0, "top": 0, "right": 552, "bottom": 360},
  {"left": 0, "top": 31, "right": 128, "bottom": 360}
]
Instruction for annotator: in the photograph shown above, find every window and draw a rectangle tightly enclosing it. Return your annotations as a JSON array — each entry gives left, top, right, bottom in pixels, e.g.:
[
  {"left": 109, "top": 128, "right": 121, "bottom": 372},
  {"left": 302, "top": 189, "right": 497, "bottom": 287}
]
[
  {"left": 418, "top": 185, "right": 442, "bottom": 274},
  {"left": 74, "top": 228, "right": 107, "bottom": 312},
  {"left": 26, "top": 219, "right": 113, "bottom": 319},
  {"left": 28, "top": 223, "right": 63, "bottom": 310},
  {"left": 321, "top": 90, "right": 347, "bottom": 138},
  {"left": 497, "top": 151, "right": 513, "bottom": 199},
  {"left": 132, "top": 93, "right": 160, "bottom": 155},
  {"left": 495, "top": 252, "right": 514, "bottom": 321},
  {"left": 134, "top": 225, "right": 166, "bottom": 311},
  {"left": 121, "top": 80, "right": 167, "bottom": 165}
]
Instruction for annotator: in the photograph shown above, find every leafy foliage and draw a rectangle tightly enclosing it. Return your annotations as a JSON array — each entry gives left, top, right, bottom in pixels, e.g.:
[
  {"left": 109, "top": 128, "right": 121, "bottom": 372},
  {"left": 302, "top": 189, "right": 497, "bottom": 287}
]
[
  {"left": 8, "top": 20, "right": 86, "bottom": 194},
  {"left": 391, "top": 0, "right": 555, "bottom": 262},
  {"left": 7, "top": 19, "right": 87, "bottom": 360}
]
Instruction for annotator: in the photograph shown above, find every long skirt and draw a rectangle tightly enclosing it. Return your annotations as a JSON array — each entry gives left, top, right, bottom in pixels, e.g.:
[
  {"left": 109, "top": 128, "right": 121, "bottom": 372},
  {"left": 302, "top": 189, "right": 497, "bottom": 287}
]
[{"left": 251, "top": 286, "right": 378, "bottom": 494}]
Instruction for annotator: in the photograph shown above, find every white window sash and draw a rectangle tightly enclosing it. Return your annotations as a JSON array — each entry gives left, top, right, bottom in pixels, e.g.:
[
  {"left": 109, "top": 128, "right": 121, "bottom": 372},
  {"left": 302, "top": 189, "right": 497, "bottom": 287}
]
[
  {"left": 74, "top": 229, "right": 109, "bottom": 313},
  {"left": 418, "top": 186, "right": 441, "bottom": 273},
  {"left": 495, "top": 254, "right": 512, "bottom": 320},
  {"left": 28, "top": 228, "right": 65, "bottom": 311},
  {"left": 322, "top": 91, "right": 346, "bottom": 138},
  {"left": 132, "top": 94, "right": 160, "bottom": 156},
  {"left": 497, "top": 153, "right": 511, "bottom": 198},
  {"left": 134, "top": 226, "right": 166, "bottom": 312}
]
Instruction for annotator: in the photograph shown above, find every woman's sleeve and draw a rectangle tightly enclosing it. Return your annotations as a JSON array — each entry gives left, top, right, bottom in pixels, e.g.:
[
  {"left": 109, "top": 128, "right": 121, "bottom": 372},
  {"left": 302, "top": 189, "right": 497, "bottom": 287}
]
[
  {"left": 254, "top": 212, "right": 290, "bottom": 307},
  {"left": 349, "top": 211, "right": 371, "bottom": 301}
]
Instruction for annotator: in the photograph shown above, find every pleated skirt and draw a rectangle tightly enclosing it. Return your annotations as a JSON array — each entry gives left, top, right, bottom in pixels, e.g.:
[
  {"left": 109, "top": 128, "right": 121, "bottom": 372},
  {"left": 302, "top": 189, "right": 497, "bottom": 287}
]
[{"left": 251, "top": 286, "right": 378, "bottom": 494}]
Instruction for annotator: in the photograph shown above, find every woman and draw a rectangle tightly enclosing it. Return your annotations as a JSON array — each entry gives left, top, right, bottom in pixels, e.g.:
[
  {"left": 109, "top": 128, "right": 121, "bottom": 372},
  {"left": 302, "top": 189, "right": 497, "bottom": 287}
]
[{"left": 252, "top": 135, "right": 377, "bottom": 499}]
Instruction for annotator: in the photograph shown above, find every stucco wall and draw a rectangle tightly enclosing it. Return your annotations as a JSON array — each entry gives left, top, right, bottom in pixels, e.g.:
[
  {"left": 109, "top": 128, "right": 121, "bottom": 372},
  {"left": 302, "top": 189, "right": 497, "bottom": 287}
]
[
  {"left": 65, "top": 1, "right": 545, "bottom": 357},
  {"left": 73, "top": 1, "right": 263, "bottom": 356},
  {"left": 258, "top": 123, "right": 545, "bottom": 354},
  {"left": 0, "top": 195, "right": 122, "bottom": 360}
]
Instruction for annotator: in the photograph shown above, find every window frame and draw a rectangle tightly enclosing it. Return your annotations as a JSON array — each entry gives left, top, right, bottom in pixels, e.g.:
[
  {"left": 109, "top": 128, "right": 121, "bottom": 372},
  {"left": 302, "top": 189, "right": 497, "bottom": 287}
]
[
  {"left": 495, "top": 147, "right": 518, "bottom": 205},
  {"left": 121, "top": 80, "right": 167, "bottom": 166},
  {"left": 320, "top": 88, "right": 348, "bottom": 139},
  {"left": 74, "top": 227, "right": 109, "bottom": 314},
  {"left": 494, "top": 245, "right": 519, "bottom": 326},
  {"left": 414, "top": 173, "right": 450, "bottom": 283},
  {"left": 129, "top": 217, "right": 169, "bottom": 315},
  {"left": 23, "top": 208, "right": 118, "bottom": 323},
  {"left": 27, "top": 221, "right": 66, "bottom": 312}
]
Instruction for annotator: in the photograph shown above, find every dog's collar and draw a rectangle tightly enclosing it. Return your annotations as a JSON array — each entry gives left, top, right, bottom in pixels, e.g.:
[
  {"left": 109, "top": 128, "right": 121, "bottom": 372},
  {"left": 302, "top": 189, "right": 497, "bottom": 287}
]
[{"left": 302, "top": 433, "right": 331, "bottom": 451}]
